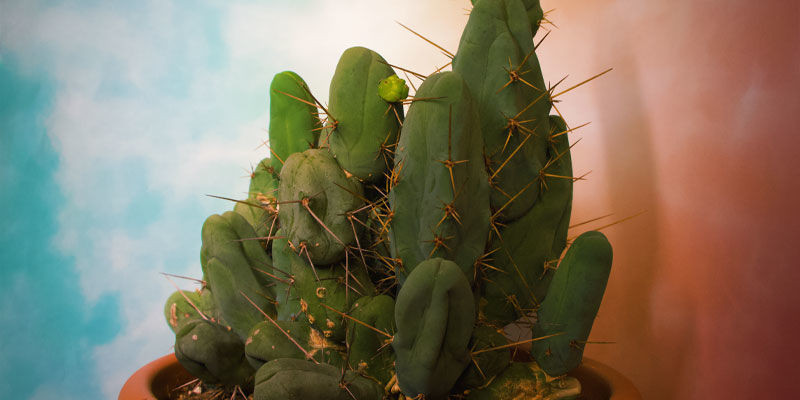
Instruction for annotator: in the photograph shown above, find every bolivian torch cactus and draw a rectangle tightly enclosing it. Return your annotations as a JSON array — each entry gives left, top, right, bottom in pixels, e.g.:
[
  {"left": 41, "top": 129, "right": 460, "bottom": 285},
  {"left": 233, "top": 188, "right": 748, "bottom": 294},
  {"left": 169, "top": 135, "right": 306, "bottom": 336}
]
[{"left": 163, "top": 0, "right": 615, "bottom": 398}]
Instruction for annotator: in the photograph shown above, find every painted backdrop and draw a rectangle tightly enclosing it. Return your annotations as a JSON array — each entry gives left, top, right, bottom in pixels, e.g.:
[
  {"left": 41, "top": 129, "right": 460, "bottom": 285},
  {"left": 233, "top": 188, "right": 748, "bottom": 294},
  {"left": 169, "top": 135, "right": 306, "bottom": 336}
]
[{"left": 1, "top": 0, "right": 798, "bottom": 399}]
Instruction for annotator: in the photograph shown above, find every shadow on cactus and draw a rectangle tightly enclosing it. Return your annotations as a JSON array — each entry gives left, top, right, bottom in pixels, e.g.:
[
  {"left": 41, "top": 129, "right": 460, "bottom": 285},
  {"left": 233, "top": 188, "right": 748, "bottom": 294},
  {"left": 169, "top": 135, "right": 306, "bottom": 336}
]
[{"left": 162, "top": 1, "right": 622, "bottom": 398}]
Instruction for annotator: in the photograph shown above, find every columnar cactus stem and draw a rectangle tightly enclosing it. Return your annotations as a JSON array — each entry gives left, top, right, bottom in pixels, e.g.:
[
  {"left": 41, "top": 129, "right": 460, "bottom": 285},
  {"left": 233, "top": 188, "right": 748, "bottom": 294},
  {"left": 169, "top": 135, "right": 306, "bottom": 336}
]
[{"left": 164, "top": 2, "right": 616, "bottom": 398}]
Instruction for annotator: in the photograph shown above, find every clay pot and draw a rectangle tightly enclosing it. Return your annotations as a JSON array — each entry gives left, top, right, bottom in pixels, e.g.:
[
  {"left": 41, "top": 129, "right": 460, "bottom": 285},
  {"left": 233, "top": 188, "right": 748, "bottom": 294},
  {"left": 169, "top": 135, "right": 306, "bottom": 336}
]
[{"left": 119, "top": 354, "right": 641, "bottom": 399}]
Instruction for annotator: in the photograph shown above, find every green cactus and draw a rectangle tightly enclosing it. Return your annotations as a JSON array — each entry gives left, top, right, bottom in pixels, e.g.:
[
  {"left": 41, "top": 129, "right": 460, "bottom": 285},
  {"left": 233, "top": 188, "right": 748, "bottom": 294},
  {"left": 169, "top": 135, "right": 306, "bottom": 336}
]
[
  {"left": 268, "top": 71, "right": 320, "bottom": 174},
  {"left": 393, "top": 258, "right": 475, "bottom": 399},
  {"left": 388, "top": 71, "right": 490, "bottom": 283},
  {"left": 174, "top": 318, "right": 255, "bottom": 388},
  {"left": 480, "top": 115, "right": 573, "bottom": 326},
  {"left": 324, "top": 46, "right": 403, "bottom": 181},
  {"left": 453, "top": 0, "right": 551, "bottom": 222},
  {"left": 234, "top": 157, "right": 279, "bottom": 242},
  {"left": 456, "top": 325, "right": 511, "bottom": 389},
  {"left": 163, "top": 2, "right": 619, "bottom": 398},
  {"left": 346, "top": 295, "right": 396, "bottom": 384},
  {"left": 278, "top": 148, "right": 364, "bottom": 266},
  {"left": 530, "top": 230, "right": 613, "bottom": 376},
  {"left": 244, "top": 319, "right": 345, "bottom": 370},
  {"left": 164, "top": 288, "right": 216, "bottom": 332},
  {"left": 253, "top": 358, "right": 383, "bottom": 400}
]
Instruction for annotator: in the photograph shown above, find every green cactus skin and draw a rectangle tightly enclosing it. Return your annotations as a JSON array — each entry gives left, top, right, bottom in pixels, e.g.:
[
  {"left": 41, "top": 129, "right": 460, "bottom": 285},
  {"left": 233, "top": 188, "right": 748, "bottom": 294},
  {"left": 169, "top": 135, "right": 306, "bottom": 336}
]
[
  {"left": 268, "top": 71, "right": 320, "bottom": 174},
  {"left": 174, "top": 318, "right": 255, "bottom": 388},
  {"left": 201, "top": 211, "right": 276, "bottom": 291},
  {"left": 474, "top": 0, "right": 544, "bottom": 35},
  {"left": 200, "top": 212, "right": 276, "bottom": 340},
  {"left": 234, "top": 157, "right": 279, "bottom": 242},
  {"left": 206, "top": 257, "right": 270, "bottom": 340},
  {"left": 278, "top": 148, "right": 364, "bottom": 265},
  {"left": 456, "top": 326, "right": 511, "bottom": 389},
  {"left": 388, "top": 71, "right": 490, "bottom": 283},
  {"left": 393, "top": 258, "right": 475, "bottom": 399},
  {"left": 271, "top": 233, "right": 303, "bottom": 321},
  {"left": 465, "top": 361, "right": 580, "bottom": 400},
  {"left": 244, "top": 320, "right": 345, "bottom": 370},
  {"left": 530, "top": 230, "right": 613, "bottom": 376},
  {"left": 253, "top": 358, "right": 384, "bottom": 400},
  {"left": 378, "top": 74, "right": 409, "bottom": 103},
  {"left": 325, "top": 46, "right": 403, "bottom": 181},
  {"left": 293, "top": 254, "right": 375, "bottom": 342},
  {"left": 346, "top": 295, "right": 396, "bottom": 384},
  {"left": 164, "top": 288, "right": 217, "bottom": 333},
  {"left": 480, "top": 115, "right": 573, "bottom": 326},
  {"left": 271, "top": 232, "right": 375, "bottom": 341},
  {"left": 453, "top": 0, "right": 551, "bottom": 222}
]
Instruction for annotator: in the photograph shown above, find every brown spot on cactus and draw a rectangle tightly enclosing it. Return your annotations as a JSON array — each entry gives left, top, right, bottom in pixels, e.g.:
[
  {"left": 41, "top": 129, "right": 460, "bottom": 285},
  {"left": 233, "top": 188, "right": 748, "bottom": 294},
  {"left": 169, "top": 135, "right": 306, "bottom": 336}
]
[
  {"left": 316, "top": 287, "right": 327, "bottom": 298},
  {"left": 169, "top": 303, "right": 178, "bottom": 328}
]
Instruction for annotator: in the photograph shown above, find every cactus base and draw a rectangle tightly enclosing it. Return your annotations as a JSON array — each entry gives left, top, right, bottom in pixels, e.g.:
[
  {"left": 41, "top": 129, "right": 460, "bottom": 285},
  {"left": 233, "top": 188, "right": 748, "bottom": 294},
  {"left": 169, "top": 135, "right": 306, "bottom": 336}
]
[{"left": 119, "top": 354, "right": 641, "bottom": 400}]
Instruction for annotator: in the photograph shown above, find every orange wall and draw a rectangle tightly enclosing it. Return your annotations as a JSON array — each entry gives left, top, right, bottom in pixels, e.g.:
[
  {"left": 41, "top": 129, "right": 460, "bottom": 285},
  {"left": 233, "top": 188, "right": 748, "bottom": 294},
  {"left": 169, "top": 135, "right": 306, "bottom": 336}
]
[{"left": 538, "top": 0, "right": 800, "bottom": 398}]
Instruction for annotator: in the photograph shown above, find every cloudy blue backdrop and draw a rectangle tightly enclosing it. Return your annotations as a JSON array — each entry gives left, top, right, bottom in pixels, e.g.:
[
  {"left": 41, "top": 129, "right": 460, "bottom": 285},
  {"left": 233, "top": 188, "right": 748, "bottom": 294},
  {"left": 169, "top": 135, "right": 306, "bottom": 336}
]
[{"left": 0, "top": 1, "right": 467, "bottom": 398}]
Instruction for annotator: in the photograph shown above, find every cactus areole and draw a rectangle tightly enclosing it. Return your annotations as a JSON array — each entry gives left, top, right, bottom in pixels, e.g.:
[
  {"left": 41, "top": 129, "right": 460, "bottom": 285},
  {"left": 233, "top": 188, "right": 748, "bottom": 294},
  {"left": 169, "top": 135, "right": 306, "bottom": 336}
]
[{"left": 159, "top": 1, "right": 619, "bottom": 399}]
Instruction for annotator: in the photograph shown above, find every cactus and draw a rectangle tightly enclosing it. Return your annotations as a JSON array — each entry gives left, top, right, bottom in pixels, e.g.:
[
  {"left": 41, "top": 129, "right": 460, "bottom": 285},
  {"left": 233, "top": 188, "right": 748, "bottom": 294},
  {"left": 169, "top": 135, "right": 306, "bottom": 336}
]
[
  {"left": 163, "top": 1, "right": 618, "bottom": 398},
  {"left": 388, "top": 71, "right": 490, "bottom": 283},
  {"left": 392, "top": 258, "right": 475, "bottom": 398},
  {"left": 324, "top": 46, "right": 403, "bottom": 182}
]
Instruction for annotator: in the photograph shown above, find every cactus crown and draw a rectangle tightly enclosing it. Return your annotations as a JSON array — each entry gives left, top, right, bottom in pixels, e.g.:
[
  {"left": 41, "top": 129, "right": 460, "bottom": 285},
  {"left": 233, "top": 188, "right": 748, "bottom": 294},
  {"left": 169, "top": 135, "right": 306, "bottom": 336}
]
[{"left": 164, "top": 1, "right": 614, "bottom": 399}]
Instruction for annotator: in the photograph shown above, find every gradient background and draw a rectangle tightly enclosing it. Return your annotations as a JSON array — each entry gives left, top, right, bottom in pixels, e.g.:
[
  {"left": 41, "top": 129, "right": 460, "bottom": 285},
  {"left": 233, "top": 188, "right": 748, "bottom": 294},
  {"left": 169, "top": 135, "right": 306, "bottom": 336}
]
[{"left": 1, "top": 0, "right": 798, "bottom": 399}]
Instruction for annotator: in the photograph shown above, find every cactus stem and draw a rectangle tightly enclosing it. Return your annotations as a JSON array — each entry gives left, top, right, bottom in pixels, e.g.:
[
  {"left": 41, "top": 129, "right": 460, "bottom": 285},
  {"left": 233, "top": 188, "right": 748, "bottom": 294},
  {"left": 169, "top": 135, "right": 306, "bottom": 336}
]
[
  {"left": 395, "top": 21, "right": 454, "bottom": 59},
  {"left": 491, "top": 177, "right": 538, "bottom": 220},
  {"left": 424, "top": 233, "right": 454, "bottom": 257},
  {"left": 161, "top": 273, "right": 209, "bottom": 321},
  {"left": 490, "top": 130, "right": 534, "bottom": 181},
  {"left": 436, "top": 200, "right": 463, "bottom": 227},
  {"left": 497, "top": 53, "right": 540, "bottom": 94},
  {"left": 300, "top": 197, "right": 348, "bottom": 248},
  {"left": 501, "top": 244, "right": 541, "bottom": 306},
  {"left": 471, "top": 332, "right": 566, "bottom": 356},
  {"left": 240, "top": 291, "right": 320, "bottom": 364},
  {"left": 293, "top": 241, "right": 321, "bottom": 282},
  {"left": 551, "top": 68, "right": 613, "bottom": 100},
  {"left": 320, "top": 303, "right": 393, "bottom": 339},
  {"left": 436, "top": 105, "right": 468, "bottom": 194}
]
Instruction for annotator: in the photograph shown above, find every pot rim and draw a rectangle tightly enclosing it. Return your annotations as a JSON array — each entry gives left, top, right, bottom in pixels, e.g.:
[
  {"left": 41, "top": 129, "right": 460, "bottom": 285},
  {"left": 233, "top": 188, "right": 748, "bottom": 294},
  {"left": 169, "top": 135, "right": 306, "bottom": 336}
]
[{"left": 119, "top": 354, "right": 642, "bottom": 400}]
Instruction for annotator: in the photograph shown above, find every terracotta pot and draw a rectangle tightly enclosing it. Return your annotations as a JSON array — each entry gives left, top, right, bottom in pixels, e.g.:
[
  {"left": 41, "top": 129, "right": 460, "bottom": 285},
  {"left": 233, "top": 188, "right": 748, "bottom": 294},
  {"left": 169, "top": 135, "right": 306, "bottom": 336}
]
[{"left": 119, "top": 354, "right": 641, "bottom": 400}]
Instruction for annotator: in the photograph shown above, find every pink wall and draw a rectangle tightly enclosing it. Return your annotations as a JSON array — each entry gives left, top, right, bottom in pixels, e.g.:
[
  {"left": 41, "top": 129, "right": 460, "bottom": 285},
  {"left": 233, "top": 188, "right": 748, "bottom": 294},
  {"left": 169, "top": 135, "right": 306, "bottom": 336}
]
[{"left": 537, "top": 0, "right": 800, "bottom": 398}]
